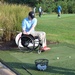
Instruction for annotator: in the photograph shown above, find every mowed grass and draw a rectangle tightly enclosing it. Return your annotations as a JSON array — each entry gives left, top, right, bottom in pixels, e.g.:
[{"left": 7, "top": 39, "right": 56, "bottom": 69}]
[
  {"left": 0, "top": 14, "right": 75, "bottom": 75},
  {"left": 36, "top": 14, "right": 75, "bottom": 44}
]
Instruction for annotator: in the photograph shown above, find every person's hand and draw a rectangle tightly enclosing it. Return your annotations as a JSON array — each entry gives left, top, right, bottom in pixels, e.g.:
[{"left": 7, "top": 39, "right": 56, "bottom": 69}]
[
  {"left": 27, "top": 31, "right": 30, "bottom": 34},
  {"left": 23, "top": 31, "right": 29, "bottom": 35}
]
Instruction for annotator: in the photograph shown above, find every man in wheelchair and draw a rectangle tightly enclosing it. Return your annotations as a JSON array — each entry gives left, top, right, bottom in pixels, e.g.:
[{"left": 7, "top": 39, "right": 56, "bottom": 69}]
[{"left": 21, "top": 11, "right": 50, "bottom": 51}]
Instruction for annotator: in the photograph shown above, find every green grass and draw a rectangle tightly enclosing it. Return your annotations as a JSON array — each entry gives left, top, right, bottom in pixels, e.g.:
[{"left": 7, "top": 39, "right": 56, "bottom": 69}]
[
  {"left": 36, "top": 14, "right": 75, "bottom": 44},
  {"left": 0, "top": 14, "right": 75, "bottom": 75},
  {"left": 0, "top": 43, "right": 75, "bottom": 75}
]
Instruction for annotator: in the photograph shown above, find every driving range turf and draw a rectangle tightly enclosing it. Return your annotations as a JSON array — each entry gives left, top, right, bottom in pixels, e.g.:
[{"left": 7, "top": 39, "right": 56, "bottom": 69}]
[{"left": 0, "top": 14, "right": 75, "bottom": 75}]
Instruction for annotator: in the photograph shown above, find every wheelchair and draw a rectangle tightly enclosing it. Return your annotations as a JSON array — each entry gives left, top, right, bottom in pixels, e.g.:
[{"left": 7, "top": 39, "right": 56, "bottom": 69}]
[{"left": 15, "top": 32, "right": 42, "bottom": 54}]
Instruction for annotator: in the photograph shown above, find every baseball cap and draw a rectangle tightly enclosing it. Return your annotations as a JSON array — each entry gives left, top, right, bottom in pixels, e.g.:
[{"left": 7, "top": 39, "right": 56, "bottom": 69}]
[{"left": 28, "top": 11, "right": 35, "bottom": 19}]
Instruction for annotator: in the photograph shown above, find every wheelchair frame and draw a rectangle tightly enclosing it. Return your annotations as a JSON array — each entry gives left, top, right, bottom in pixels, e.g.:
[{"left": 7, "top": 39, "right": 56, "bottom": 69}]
[{"left": 15, "top": 33, "right": 42, "bottom": 54}]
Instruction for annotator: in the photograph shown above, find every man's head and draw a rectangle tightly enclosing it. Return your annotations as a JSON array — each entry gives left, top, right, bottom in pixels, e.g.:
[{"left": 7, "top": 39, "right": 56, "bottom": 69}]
[{"left": 28, "top": 11, "right": 35, "bottom": 19}]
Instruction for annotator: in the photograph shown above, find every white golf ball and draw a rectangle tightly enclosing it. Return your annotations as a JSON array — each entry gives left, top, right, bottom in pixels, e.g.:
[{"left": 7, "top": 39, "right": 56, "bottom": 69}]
[
  {"left": 69, "top": 56, "right": 71, "bottom": 58},
  {"left": 57, "top": 57, "right": 59, "bottom": 59}
]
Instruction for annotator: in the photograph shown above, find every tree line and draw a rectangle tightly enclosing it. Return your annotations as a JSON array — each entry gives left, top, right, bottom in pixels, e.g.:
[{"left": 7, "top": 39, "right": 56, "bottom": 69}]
[{"left": 0, "top": 0, "right": 75, "bottom": 13}]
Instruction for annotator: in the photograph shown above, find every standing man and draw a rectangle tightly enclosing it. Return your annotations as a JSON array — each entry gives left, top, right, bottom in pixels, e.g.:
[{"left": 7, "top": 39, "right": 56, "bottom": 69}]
[
  {"left": 39, "top": 6, "right": 42, "bottom": 17},
  {"left": 33, "top": 7, "right": 36, "bottom": 16},
  {"left": 22, "top": 11, "right": 50, "bottom": 51},
  {"left": 57, "top": 5, "right": 62, "bottom": 18},
  {"left": 33, "top": 7, "right": 36, "bottom": 13}
]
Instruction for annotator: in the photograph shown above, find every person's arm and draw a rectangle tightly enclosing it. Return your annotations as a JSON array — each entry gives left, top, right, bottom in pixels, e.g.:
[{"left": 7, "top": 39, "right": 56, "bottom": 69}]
[
  {"left": 27, "top": 18, "right": 37, "bottom": 34},
  {"left": 22, "top": 29, "right": 28, "bottom": 34},
  {"left": 27, "top": 24, "right": 36, "bottom": 34},
  {"left": 22, "top": 19, "right": 28, "bottom": 35}
]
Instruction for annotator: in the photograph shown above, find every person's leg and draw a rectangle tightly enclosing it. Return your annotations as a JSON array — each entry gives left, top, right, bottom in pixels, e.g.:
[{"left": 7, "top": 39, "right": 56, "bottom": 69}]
[
  {"left": 31, "top": 31, "right": 50, "bottom": 50},
  {"left": 31, "top": 31, "right": 46, "bottom": 47},
  {"left": 40, "top": 12, "right": 41, "bottom": 17},
  {"left": 39, "top": 12, "right": 41, "bottom": 17},
  {"left": 58, "top": 12, "right": 60, "bottom": 17},
  {"left": 58, "top": 11, "right": 61, "bottom": 18},
  {"left": 59, "top": 11, "right": 61, "bottom": 17}
]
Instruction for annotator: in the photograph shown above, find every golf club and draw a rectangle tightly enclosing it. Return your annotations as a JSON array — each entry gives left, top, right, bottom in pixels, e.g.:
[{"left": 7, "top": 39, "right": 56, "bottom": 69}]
[{"left": 22, "top": 66, "right": 32, "bottom": 75}]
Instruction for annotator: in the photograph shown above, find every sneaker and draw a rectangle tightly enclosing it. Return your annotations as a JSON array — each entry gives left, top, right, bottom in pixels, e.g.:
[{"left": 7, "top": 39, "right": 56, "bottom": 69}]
[{"left": 40, "top": 46, "right": 51, "bottom": 51}]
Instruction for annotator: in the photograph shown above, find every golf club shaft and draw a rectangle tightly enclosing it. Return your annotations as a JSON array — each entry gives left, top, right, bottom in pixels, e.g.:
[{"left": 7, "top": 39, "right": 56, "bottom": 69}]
[{"left": 22, "top": 66, "right": 32, "bottom": 75}]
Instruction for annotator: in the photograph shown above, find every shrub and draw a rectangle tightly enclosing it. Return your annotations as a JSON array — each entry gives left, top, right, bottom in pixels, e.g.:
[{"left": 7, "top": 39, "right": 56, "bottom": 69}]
[{"left": 0, "top": 4, "right": 31, "bottom": 41}]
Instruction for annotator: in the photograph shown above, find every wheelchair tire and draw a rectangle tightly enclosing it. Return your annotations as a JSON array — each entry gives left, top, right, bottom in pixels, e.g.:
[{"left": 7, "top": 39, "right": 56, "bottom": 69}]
[
  {"left": 33, "top": 36, "right": 40, "bottom": 50},
  {"left": 18, "top": 34, "right": 40, "bottom": 51},
  {"left": 18, "top": 37, "right": 26, "bottom": 51},
  {"left": 21, "top": 35, "right": 35, "bottom": 50}
]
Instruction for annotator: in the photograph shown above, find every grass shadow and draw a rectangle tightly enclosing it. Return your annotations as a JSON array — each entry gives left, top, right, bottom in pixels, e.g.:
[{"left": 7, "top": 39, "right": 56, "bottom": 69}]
[
  {"left": 47, "top": 66, "right": 75, "bottom": 75},
  {"left": 6, "top": 62, "right": 75, "bottom": 75}
]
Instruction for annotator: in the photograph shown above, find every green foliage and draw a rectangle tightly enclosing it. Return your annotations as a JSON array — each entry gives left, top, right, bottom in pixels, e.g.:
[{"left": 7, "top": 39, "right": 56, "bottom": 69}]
[
  {"left": 35, "top": 0, "right": 75, "bottom": 14},
  {"left": 67, "top": 1, "right": 75, "bottom": 13},
  {"left": 0, "top": 0, "right": 75, "bottom": 13},
  {"left": 0, "top": 4, "right": 31, "bottom": 41}
]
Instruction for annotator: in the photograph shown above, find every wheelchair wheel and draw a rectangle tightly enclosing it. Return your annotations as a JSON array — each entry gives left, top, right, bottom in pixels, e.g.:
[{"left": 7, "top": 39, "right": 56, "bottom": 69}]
[
  {"left": 34, "top": 36, "right": 40, "bottom": 50},
  {"left": 18, "top": 37, "right": 26, "bottom": 51},
  {"left": 18, "top": 34, "right": 41, "bottom": 52},
  {"left": 18, "top": 34, "right": 36, "bottom": 51}
]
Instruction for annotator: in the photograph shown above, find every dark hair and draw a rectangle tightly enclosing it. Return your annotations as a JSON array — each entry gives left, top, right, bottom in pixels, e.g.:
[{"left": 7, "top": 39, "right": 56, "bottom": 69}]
[{"left": 28, "top": 11, "right": 35, "bottom": 19}]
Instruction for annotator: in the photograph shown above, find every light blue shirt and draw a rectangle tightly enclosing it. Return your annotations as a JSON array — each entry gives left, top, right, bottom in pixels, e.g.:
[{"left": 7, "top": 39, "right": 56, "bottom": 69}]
[{"left": 22, "top": 17, "right": 37, "bottom": 32}]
